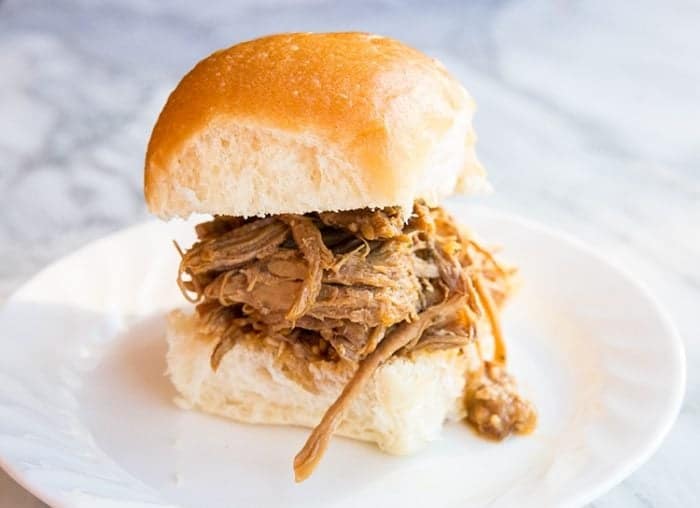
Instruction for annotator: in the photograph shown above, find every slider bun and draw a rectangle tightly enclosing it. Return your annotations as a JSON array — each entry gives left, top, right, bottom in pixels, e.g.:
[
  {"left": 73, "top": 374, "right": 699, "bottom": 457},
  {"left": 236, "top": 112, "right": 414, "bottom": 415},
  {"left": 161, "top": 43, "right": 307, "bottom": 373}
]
[
  {"left": 145, "top": 32, "right": 486, "bottom": 220},
  {"left": 166, "top": 310, "right": 490, "bottom": 455}
]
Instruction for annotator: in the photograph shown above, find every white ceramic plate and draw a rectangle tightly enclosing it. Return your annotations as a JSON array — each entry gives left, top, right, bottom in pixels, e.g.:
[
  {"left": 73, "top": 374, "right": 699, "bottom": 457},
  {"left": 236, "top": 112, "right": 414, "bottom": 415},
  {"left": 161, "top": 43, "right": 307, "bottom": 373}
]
[{"left": 0, "top": 205, "right": 685, "bottom": 508}]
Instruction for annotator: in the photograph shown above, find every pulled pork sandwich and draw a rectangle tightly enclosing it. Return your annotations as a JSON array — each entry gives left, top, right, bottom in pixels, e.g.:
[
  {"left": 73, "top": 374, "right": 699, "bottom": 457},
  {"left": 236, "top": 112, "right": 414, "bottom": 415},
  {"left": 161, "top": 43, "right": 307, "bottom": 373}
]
[{"left": 144, "top": 32, "right": 536, "bottom": 482}]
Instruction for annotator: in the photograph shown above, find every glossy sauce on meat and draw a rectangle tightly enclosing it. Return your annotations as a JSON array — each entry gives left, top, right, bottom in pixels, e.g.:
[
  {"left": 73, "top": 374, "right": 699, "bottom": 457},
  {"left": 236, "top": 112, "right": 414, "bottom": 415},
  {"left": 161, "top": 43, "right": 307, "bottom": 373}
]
[{"left": 176, "top": 202, "right": 537, "bottom": 480}]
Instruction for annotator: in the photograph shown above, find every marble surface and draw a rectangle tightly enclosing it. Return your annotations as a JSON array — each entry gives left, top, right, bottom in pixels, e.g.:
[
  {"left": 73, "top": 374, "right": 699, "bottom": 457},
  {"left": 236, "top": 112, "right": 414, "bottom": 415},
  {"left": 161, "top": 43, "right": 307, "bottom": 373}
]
[{"left": 0, "top": 0, "right": 697, "bottom": 506}]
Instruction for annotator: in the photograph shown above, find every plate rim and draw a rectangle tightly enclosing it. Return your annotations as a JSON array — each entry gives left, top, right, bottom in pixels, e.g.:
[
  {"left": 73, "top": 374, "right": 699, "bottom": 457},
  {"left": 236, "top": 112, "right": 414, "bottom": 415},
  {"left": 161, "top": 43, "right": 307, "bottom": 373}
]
[
  {"left": 449, "top": 204, "right": 687, "bottom": 507},
  {"left": 0, "top": 205, "right": 686, "bottom": 508}
]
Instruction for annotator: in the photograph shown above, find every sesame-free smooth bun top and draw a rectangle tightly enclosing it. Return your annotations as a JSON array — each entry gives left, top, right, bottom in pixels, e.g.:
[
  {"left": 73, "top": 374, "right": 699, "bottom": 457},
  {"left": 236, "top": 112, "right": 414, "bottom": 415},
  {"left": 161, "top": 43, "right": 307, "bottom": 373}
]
[{"left": 145, "top": 32, "right": 487, "bottom": 219}]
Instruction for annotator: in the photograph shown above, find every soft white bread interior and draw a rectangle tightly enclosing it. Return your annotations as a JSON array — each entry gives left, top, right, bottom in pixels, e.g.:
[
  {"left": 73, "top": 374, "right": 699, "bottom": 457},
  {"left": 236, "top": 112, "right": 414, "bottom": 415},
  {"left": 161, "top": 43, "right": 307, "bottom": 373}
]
[
  {"left": 166, "top": 309, "right": 488, "bottom": 455},
  {"left": 145, "top": 32, "right": 487, "bottom": 220}
]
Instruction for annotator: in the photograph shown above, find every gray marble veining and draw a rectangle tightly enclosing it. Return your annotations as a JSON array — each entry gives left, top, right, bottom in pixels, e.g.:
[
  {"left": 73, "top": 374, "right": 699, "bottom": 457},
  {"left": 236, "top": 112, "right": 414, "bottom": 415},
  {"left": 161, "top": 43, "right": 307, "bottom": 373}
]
[{"left": 0, "top": 0, "right": 698, "bottom": 506}]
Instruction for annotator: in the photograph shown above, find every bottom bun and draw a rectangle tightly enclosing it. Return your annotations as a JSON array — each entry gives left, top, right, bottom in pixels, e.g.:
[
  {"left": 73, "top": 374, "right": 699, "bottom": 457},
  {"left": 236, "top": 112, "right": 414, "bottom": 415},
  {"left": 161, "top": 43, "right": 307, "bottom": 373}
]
[{"left": 166, "top": 309, "right": 489, "bottom": 455}]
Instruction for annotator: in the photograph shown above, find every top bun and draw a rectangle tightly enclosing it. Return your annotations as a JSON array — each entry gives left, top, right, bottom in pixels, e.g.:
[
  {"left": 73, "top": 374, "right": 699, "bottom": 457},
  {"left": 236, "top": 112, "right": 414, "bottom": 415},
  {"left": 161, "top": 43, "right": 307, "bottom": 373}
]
[{"left": 144, "top": 32, "right": 486, "bottom": 219}]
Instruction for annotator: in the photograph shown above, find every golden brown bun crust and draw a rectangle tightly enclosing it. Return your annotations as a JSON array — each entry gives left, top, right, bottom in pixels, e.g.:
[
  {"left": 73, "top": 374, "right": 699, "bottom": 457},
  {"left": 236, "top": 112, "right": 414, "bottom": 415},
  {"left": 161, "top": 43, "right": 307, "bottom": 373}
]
[{"left": 145, "top": 32, "right": 486, "bottom": 219}]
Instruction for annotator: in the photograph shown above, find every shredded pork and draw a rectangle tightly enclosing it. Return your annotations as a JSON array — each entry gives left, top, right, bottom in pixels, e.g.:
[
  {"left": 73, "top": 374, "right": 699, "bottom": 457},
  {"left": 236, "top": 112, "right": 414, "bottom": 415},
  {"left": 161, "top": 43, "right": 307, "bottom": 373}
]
[{"left": 176, "top": 202, "right": 536, "bottom": 480}]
